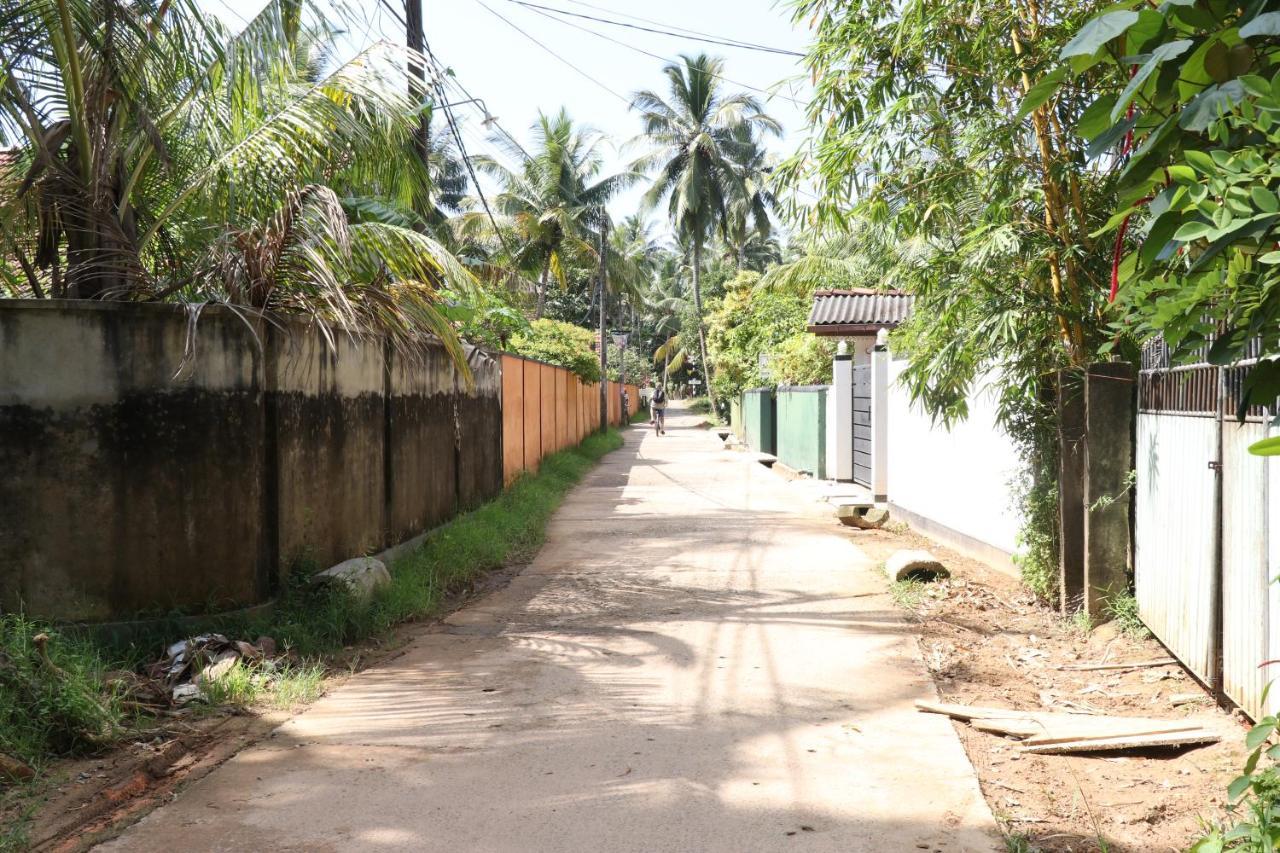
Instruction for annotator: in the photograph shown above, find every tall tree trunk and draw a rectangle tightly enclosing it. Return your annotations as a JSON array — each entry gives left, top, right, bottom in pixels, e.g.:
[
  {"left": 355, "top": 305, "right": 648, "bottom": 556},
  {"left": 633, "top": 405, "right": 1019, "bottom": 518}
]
[
  {"left": 691, "top": 238, "right": 715, "bottom": 410},
  {"left": 534, "top": 256, "right": 550, "bottom": 320}
]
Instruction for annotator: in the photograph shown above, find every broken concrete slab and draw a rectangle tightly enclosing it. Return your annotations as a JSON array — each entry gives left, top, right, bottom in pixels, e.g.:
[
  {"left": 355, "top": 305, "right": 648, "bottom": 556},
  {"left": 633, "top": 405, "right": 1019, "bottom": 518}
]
[
  {"left": 835, "top": 505, "right": 889, "bottom": 529},
  {"left": 314, "top": 556, "right": 391, "bottom": 600},
  {"left": 887, "top": 549, "right": 949, "bottom": 583},
  {"left": 834, "top": 502, "right": 875, "bottom": 522}
]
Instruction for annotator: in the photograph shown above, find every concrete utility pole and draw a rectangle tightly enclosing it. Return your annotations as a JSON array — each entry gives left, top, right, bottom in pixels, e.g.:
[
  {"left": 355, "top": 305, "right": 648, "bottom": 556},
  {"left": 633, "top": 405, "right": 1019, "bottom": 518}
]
[
  {"left": 405, "top": 0, "right": 430, "bottom": 170},
  {"left": 598, "top": 224, "right": 609, "bottom": 432}
]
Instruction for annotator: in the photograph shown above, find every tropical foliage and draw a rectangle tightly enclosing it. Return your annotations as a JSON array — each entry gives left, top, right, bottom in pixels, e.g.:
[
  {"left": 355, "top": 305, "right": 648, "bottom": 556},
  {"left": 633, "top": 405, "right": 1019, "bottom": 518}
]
[
  {"left": 631, "top": 53, "right": 780, "bottom": 404},
  {"left": 509, "top": 318, "right": 601, "bottom": 383},
  {"left": 1031, "top": 0, "right": 1280, "bottom": 417},
  {"left": 0, "top": 0, "right": 482, "bottom": 366}
]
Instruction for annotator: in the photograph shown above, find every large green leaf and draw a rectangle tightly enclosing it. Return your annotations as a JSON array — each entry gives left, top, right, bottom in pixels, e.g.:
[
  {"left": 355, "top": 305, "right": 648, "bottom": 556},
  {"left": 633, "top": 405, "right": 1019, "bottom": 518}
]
[
  {"left": 1249, "top": 436, "right": 1280, "bottom": 456},
  {"left": 1180, "top": 80, "right": 1248, "bottom": 131},
  {"left": 1240, "top": 11, "right": 1280, "bottom": 39},
  {"left": 1061, "top": 10, "right": 1141, "bottom": 59},
  {"left": 1017, "top": 67, "right": 1068, "bottom": 120},
  {"left": 1112, "top": 40, "right": 1194, "bottom": 122}
]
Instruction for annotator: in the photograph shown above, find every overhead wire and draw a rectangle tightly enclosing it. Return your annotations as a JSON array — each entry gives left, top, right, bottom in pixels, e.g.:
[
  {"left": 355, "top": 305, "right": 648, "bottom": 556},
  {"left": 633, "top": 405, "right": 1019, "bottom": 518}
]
[
  {"left": 557, "top": 0, "right": 800, "bottom": 49},
  {"left": 503, "top": 0, "right": 806, "bottom": 57},
  {"left": 507, "top": 0, "right": 808, "bottom": 108},
  {"left": 470, "top": 0, "right": 635, "bottom": 105}
]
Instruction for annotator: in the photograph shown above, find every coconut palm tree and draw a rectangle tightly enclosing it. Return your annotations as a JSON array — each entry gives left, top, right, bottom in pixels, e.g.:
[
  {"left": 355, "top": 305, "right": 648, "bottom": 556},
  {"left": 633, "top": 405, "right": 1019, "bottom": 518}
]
[
  {"left": 0, "top": 0, "right": 478, "bottom": 367},
  {"left": 630, "top": 53, "right": 779, "bottom": 406},
  {"left": 723, "top": 131, "right": 779, "bottom": 270},
  {"left": 462, "top": 108, "right": 634, "bottom": 319}
]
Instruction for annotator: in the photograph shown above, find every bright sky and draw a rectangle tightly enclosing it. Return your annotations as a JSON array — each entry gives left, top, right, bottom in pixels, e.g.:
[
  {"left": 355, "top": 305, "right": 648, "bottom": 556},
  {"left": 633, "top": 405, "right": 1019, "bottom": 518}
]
[{"left": 203, "top": 0, "right": 814, "bottom": 229}]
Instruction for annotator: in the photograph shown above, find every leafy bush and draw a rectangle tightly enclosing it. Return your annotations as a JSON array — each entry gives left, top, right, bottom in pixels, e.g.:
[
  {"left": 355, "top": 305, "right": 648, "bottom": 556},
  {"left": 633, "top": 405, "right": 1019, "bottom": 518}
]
[
  {"left": 707, "top": 271, "right": 817, "bottom": 402},
  {"left": 770, "top": 333, "right": 835, "bottom": 386},
  {"left": 510, "top": 319, "right": 601, "bottom": 382},
  {"left": 606, "top": 343, "right": 653, "bottom": 385},
  {"left": 1192, "top": 710, "right": 1280, "bottom": 851}
]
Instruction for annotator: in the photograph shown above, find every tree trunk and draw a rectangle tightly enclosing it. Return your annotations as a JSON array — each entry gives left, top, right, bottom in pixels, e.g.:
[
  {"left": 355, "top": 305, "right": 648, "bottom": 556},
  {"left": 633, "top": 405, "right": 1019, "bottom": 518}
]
[
  {"left": 691, "top": 239, "right": 716, "bottom": 410},
  {"left": 534, "top": 257, "right": 550, "bottom": 320}
]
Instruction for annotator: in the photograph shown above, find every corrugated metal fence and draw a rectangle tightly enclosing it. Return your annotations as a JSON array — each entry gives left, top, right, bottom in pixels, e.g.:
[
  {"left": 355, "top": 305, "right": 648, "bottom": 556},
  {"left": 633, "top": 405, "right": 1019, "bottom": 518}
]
[{"left": 1136, "top": 350, "right": 1279, "bottom": 719}]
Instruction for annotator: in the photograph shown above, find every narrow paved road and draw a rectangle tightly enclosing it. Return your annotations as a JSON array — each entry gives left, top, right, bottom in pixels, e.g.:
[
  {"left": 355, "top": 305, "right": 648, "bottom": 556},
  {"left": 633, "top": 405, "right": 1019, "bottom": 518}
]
[{"left": 103, "top": 404, "right": 998, "bottom": 852}]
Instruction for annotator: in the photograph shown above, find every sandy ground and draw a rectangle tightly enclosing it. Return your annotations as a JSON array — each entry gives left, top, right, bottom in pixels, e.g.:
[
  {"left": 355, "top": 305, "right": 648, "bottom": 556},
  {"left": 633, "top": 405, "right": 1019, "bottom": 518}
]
[{"left": 89, "top": 406, "right": 1000, "bottom": 852}]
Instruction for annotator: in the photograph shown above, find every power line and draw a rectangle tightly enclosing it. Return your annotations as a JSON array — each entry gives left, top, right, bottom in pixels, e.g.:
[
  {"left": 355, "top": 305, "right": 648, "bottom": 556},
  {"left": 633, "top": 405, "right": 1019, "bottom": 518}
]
[
  {"left": 509, "top": 1, "right": 808, "bottom": 109},
  {"left": 504, "top": 0, "right": 806, "bottom": 58},
  {"left": 470, "top": 0, "right": 635, "bottom": 105},
  {"left": 425, "top": 54, "right": 514, "bottom": 255},
  {"left": 559, "top": 0, "right": 792, "bottom": 48}
]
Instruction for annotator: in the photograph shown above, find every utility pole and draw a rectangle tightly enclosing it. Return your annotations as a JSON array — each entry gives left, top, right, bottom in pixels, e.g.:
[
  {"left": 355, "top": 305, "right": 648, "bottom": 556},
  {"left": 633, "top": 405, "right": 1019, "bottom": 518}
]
[
  {"left": 598, "top": 223, "right": 609, "bottom": 432},
  {"left": 405, "top": 0, "right": 430, "bottom": 171}
]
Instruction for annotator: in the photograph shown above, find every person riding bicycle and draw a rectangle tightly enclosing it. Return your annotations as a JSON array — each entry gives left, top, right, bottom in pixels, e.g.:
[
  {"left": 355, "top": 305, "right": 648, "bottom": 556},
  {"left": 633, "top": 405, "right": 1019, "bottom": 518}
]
[{"left": 651, "top": 383, "right": 668, "bottom": 435}]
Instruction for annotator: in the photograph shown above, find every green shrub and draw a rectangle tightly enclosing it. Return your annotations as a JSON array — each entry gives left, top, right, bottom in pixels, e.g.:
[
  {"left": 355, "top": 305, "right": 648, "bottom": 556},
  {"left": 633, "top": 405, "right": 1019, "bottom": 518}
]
[{"left": 510, "top": 319, "right": 601, "bottom": 382}]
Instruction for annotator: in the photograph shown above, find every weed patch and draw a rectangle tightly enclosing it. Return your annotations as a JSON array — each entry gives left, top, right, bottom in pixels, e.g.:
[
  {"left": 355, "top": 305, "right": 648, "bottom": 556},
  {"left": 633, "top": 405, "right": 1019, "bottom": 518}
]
[
  {"left": 890, "top": 579, "right": 925, "bottom": 610},
  {"left": 1104, "top": 592, "right": 1149, "bottom": 639}
]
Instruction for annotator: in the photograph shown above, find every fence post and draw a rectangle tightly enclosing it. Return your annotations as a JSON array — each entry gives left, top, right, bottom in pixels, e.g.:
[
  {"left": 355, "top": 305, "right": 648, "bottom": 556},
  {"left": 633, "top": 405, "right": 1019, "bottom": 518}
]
[
  {"left": 871, "top": 329, "right": 890, "bottom": 502},
  {"left": 1082, "top": 362, "right": 1136, "bottom": 617},
  {"left": 831, "top": 345, "right": 854, "bottom": 481},
  {"left": 1058, "top": 370, "right": 1086, "bottom": 612}
]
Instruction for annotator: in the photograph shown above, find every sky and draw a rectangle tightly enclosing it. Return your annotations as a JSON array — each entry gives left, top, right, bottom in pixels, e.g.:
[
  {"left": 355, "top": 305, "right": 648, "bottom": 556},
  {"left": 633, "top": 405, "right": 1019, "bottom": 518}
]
[{"left": 203, "top": 0, "right": 815, "bottom": 229}]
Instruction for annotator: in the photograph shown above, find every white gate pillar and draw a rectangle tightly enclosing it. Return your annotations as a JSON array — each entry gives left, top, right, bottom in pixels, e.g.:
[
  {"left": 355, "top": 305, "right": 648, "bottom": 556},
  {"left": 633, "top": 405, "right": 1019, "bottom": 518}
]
[
  {"left": 871, "top": 330, "right": 889, "bottom": 501},
  {"left": 830, "top": 343, "right": 854, "bottom": 481}
]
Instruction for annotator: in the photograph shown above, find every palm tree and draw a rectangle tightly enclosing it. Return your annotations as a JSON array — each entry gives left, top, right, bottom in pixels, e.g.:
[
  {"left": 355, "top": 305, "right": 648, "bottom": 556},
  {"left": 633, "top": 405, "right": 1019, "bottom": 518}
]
[
  {"left": 463, "top": 109, "right": 633, "bottom": 319},
  {"left": 0, "top": 0, "right": 479, "bottom": 368},
  {"left": 724, "top": 131, "right": 779, "bottom": 269},
  {"left": 630, "top": 53, "right": 779, "bottom": 406}
]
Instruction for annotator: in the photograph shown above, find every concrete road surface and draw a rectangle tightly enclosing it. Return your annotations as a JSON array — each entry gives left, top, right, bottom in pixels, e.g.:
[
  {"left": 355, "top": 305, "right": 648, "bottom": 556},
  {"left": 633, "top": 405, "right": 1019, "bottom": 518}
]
[{"left": 101, "top": 404, "right": 998, "bottom": 852}]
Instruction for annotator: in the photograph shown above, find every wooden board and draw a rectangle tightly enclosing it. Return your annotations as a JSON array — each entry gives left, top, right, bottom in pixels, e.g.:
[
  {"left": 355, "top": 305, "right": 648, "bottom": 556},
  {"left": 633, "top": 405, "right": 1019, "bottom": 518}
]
[{"left": 1019, "top": 729, "right": 1219, "bottom": 755}]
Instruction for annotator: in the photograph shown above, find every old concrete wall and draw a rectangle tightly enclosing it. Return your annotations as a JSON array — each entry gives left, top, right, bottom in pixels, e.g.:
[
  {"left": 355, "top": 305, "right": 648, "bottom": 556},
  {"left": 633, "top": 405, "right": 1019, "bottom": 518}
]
[
  {"left": 271, "top": 325, "right": 386, "bottom": 574},
  {"left": 457, "top": 348, "right": 503, "bottom": 510},
  {"left": 388, "top": 342, "right": 458, "bottom": 543},
  {"left": 1, "top": 301, "right": 504, "bottom": 622},
  {"left": 0, "top": 301, "right": 268, "bottom": 621}
]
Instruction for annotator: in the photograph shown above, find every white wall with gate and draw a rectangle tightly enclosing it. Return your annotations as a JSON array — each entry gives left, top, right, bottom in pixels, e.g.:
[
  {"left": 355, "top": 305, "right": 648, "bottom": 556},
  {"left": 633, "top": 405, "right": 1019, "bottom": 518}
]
[{"left": 1135, "top": 356, "right": 1280, "bottom": 720}]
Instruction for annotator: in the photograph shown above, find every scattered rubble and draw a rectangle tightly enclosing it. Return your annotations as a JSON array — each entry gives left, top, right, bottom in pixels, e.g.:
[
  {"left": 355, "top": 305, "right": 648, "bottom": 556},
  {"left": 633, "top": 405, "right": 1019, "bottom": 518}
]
[{"left": 144, "top": 633, "right": 279, "bottom": 706}]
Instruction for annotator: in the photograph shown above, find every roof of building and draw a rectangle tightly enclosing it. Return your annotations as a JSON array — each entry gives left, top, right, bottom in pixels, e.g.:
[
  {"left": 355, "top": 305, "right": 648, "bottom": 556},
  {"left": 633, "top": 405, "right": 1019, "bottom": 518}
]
[{"left": 807, "top": 289, "right": 914, "bottom": 336}]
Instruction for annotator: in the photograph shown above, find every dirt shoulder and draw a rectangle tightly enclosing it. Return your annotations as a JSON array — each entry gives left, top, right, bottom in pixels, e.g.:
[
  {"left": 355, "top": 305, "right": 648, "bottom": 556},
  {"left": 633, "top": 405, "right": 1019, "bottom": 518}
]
[{"left": 843, "top": 522, "right": 1245, "bottom": 852}]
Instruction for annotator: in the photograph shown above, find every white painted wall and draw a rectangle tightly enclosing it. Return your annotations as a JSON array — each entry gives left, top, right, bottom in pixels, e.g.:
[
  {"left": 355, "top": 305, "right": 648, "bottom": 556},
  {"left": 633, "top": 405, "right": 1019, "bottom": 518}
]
[{"left": 885, "top": 359, "right": 1023, "bottom": 556}]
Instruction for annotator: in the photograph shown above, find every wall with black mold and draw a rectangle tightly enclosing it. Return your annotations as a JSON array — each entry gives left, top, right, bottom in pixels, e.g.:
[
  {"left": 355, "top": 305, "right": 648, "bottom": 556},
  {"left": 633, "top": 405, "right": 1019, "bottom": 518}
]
[{"left": 0, "top": 300, "right": 503, "bottom": 622}]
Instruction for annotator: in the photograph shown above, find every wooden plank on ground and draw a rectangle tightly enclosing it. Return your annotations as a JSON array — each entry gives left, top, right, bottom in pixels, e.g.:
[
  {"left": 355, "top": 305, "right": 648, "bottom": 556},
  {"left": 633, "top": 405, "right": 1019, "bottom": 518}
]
[
  {"left": 1057, "top": 658, "right": 1178, "bottom": 671},
  {"left": 915, "top": 700, "right": 1028, "bottom": 720},
  {"left": 1018, "top": 729, "right": 1219, "bottom": 755}
]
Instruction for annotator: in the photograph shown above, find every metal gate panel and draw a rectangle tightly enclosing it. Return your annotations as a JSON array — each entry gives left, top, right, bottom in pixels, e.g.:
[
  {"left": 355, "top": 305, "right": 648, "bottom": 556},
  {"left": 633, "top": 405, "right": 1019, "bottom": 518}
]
[
  {"left": 853, "top": 364, "right": 871, "bottom": 487},
  {"left": 1135, "top": 412, "right": 1217, "bottom": 684},
  {"left": 1223, "top": 420, "right": 1274, "bottom": 718}
]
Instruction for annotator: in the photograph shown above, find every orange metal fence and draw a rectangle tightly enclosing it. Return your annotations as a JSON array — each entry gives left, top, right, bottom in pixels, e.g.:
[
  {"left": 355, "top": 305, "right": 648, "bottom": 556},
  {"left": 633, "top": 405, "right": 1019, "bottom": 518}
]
[{"left": 500, "top": 354, "right": 638, "bottom": 485}]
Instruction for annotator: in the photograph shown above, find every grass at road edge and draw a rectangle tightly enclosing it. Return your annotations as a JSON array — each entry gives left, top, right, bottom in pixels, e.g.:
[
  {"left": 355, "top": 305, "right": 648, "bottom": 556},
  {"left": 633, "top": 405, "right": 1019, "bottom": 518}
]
[{"left": 0, "top": 428, "right": 624, "bottom": 846}]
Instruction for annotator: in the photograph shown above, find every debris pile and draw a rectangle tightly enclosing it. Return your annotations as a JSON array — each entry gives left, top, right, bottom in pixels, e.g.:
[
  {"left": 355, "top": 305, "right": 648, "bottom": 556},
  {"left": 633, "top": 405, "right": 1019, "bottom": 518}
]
[{"left": 129, "top": 634, "right": 279, "bottom": 708}]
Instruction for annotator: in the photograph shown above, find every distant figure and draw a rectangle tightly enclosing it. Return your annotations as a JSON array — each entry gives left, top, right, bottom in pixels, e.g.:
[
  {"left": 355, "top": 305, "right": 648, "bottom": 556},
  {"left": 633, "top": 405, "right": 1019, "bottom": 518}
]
[{"left": 651, "top": 384, "right": 668, "bottom": 435}]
